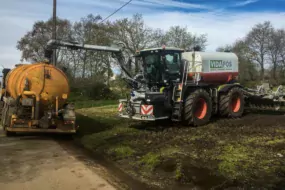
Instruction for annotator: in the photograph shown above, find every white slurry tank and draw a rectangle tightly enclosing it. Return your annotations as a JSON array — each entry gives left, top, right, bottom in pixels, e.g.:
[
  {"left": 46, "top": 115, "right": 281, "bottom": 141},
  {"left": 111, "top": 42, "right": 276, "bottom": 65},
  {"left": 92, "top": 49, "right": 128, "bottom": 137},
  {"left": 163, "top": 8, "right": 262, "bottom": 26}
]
[{"left": 182, "top": 51, "right": 239, "bottom": 84}]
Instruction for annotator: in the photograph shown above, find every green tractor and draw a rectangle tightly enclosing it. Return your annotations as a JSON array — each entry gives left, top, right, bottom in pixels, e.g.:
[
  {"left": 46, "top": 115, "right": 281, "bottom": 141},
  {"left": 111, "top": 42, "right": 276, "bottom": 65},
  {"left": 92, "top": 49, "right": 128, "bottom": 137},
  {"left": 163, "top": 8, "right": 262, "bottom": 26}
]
[{"left": 118, "top": 46, "right": 244, "bottom": 126}]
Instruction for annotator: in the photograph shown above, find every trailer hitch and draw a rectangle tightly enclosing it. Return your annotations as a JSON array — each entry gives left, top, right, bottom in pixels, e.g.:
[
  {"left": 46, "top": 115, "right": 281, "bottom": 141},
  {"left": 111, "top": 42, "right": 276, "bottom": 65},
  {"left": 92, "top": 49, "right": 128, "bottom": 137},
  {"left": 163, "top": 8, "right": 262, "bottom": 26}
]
[
  {"left": 125, "top": 94, "right": 136, "bottom": 117},
  {"left": 126, "top": 101, "right": 135, "bottom": 117}
]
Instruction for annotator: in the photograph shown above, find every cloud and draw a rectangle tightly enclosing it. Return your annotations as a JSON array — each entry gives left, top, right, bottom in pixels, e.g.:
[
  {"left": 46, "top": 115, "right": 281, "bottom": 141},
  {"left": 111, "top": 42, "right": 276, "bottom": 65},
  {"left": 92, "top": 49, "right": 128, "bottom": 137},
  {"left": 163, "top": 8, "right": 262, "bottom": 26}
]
[
  {"left": 143, "top": 11, "right": 285, "bottom": 51},
  {"left": 234, "top": 0, "right": 259, "bottom": 7},
  {"left": 134, "top": 0, "right": 211, "bottom": 10},
  {"left": 63, "top": 0, "right": 210, "bottom": 10},
  {"left": 0, "top": 0, "right": 285, "bottom": 69}
]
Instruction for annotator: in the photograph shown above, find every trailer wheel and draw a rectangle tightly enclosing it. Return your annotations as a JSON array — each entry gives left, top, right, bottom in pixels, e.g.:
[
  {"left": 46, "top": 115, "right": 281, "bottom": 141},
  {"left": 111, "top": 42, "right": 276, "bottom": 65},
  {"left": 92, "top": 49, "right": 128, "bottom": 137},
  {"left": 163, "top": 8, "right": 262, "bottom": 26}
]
[
  {"left": 3, "top": 116, "right": 15, "bottom": 137},
  {"left": 219, "top": 87, "right": 244, "bottom": 118},
  {"left": 5, "top": 129, "right": 15, "bottom": 137},
  {"left": 183, "top": 89, "right": 212, "bottom": 126},
  {"left": 2, "top": 105, "right": 15, "bottom": 137}
]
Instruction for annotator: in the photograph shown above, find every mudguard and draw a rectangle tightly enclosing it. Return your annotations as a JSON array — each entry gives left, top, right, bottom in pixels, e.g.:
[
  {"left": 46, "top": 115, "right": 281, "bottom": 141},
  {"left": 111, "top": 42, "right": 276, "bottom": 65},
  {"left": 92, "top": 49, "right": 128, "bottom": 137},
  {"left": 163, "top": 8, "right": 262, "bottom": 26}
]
[{"left": 218, "top": 83, "right": 243, "bottom": 93}]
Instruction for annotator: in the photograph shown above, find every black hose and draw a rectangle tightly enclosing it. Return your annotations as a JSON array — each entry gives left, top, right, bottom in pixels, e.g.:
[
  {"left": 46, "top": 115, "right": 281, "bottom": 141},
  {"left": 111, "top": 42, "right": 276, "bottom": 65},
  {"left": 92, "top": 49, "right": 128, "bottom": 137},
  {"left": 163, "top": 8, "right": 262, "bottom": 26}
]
[
  {"left": 39, "top": 65, "right": 46, "bottom": 95},
  {"left": 35, "top": 64, "right": 46, "bottom": 120},
  {"left": 35, "top": 101, "right": 40, "bottom": 120},
  {"left": 115, "top": 52, "right": 133, "bottom": 78},
  {"left": 14, "top": 95, "right": 22, "bottom": 114}
]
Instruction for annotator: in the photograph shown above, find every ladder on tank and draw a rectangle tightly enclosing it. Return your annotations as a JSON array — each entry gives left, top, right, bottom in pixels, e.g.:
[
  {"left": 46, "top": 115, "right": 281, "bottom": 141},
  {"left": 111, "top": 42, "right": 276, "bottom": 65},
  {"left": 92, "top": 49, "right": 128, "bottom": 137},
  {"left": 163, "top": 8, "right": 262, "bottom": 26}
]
[{"left": 171, "top": 61, "right": 189, "bottom": 121}]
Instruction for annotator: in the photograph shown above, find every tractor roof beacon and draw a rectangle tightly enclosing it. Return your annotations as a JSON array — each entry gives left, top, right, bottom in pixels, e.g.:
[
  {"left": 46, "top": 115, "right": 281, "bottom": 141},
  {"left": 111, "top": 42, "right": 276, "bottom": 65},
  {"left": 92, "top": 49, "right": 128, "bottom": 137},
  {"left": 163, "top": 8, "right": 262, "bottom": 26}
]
[{"left": 45, "top": 40, "right": 285, "bottom": 126}]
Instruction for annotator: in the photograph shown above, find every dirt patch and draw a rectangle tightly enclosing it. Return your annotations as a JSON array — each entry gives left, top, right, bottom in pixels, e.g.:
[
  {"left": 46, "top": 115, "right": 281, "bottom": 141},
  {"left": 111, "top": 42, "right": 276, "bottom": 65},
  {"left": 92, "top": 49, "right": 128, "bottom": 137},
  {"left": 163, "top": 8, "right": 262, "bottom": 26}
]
[
  {"left": 76, "top": 106, "right": 285, "bottom": 189},
  {"left": 0, "top": 132, "right": 118, "bottom": 190}
]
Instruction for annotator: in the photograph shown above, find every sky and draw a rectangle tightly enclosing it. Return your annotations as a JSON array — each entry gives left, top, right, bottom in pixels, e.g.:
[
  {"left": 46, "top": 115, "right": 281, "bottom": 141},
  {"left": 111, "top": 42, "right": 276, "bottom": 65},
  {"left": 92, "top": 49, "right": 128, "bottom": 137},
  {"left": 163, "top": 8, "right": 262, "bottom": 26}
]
[{"left": 1, "top": 0, "right": 285, "bottom": 69}]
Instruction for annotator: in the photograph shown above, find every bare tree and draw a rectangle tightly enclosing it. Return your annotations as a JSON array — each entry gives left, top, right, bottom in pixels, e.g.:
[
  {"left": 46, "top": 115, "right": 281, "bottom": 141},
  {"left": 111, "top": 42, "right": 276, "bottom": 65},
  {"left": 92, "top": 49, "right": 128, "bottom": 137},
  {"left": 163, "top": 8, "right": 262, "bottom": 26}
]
[
  {"left": 275, "top": 29, "right": 285, "bottom": 81},
  {"left": 17, "top": 17, "right": 73, "bottom": 63},
  {"left": 150, "top": 28, "right": 168, "bottom": 47},
  {"left": 232, "top": 40, "right": 259, "bottom": 84},
  {"left": 73, "top": 14, "right": 102, "bottom": 78},
  {"left": 267, "top": 28, "right": 285, "bottom": 80},
  {"left": 164, "top": 26, "right": 207, "bottom": 50},
  {"left": 216, "top": 44, "right": 233, "bottom": 52},
  {"left": 109, "top": 14, "right": 155, "bottom": 73},
  {"left": 15, "top": 13, "right": 209, "bottom": 99},
  {"left": 245, "top": 21, "right": 273, "bottom": 80}
]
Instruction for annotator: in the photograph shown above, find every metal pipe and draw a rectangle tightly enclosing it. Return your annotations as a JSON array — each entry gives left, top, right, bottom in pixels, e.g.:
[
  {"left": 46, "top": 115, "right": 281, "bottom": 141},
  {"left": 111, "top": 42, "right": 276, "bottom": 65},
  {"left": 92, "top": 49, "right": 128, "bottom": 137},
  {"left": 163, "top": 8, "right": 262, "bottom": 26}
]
[
  {"left": 35, "top": 101, "right": 40, "bottom": 120},
  {"left": 31, "top": 106, "right": 34, "bottom": 120},
  {"left": 46, "top": 40, "right": 134, "bottom": 79},
  {"left": 46, "top": 39, "right": 138, "bottom": 85},
  {"left": 46, "top": 40, "right": 121, "bottom": 53},
  {"left": 55, "top": 96, "right": 58, "bottom": 116},
  {"left": 23, "top": 91, "right": 40, "bottom": 120}
]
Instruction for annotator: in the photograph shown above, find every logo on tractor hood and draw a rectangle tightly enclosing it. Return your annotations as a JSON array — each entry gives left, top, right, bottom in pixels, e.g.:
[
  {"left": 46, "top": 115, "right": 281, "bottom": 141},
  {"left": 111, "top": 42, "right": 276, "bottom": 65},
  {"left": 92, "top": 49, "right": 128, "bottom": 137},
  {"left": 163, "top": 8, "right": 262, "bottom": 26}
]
[{"left": 209, "top": 60, "right": 233, "bottom": 71}]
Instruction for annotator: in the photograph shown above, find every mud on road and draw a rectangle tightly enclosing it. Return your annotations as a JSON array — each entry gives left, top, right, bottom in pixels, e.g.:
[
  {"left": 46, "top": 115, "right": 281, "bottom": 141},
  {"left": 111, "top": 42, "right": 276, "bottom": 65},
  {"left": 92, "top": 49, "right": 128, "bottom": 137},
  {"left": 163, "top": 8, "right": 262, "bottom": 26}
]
[{"left": 0, "top": 131, "right": 122, "bottom": 190}]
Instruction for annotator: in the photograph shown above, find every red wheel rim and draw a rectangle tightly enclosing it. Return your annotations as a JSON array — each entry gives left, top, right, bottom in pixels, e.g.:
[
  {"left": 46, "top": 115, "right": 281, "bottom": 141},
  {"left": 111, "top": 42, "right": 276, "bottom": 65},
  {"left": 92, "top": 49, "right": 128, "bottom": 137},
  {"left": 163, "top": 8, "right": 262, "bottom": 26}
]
[
  {"left": 194, "top": 98, "right": 207, "bottom": 119},
  {"left": 231, "top": 95, "right": 241, "bottom": 113}
]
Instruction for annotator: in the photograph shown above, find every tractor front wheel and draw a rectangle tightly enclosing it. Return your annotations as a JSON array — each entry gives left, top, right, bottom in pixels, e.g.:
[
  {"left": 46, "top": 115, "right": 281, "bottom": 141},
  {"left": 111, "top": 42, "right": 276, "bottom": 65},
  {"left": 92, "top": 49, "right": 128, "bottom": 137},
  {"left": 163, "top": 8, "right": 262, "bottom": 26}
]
[
  {"left": 183, "top": 89, "right": 212, "bottom": 126},
  {"left": 219, "top": 87, "right": 245, "bottom": 118}
]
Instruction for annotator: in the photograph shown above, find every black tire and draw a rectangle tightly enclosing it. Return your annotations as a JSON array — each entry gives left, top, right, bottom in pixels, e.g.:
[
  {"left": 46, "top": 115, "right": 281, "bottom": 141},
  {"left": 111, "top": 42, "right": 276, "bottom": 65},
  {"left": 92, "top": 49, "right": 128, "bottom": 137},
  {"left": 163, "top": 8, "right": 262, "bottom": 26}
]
[
  {"left": 1, "top": 103, "right": 7, "bottom": 126},
  {"left": 183, "top": 89, "right": 212, "bottom": 126},
  {"left": 3, "top": 116, "right": 15, "bottom": 137},
  {"left": 219, "top": 87, "right": 245, "bottom": 118}
]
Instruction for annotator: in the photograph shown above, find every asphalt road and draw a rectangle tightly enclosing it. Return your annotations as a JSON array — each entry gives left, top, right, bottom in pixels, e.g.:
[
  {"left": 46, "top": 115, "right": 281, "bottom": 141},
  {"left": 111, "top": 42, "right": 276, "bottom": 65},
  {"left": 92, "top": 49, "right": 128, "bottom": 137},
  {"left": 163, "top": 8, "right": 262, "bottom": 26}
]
[{"left": 0, "top": 130, "right": 118, "bottom": 190}]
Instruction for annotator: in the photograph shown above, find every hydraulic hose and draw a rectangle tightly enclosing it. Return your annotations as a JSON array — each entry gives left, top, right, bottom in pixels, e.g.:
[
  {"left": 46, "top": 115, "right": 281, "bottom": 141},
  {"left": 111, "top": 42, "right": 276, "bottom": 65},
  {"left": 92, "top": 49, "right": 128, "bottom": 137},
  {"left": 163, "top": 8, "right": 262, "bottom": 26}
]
[{"left": 23, "top": 91, "right": 40, "bottom": 120}]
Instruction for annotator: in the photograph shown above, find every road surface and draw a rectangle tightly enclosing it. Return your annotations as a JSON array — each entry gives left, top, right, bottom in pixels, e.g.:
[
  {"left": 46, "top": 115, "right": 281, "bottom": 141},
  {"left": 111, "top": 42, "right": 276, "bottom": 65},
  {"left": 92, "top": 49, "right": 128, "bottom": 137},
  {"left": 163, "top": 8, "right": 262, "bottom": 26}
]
[{"left": 0, "top": 131, "right": 119, "bottom": 190}]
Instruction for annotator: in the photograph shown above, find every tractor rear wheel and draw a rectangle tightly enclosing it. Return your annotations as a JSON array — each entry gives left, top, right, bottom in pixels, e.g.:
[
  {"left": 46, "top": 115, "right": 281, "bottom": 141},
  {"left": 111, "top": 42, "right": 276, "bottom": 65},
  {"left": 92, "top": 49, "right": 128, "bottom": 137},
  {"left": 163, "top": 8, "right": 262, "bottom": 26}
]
[
  {"left": 219, "top": 87, "right": 245, "bottom": 118},
  {"left": 183, "top": 89, "right": 212, "bottom": 126}
]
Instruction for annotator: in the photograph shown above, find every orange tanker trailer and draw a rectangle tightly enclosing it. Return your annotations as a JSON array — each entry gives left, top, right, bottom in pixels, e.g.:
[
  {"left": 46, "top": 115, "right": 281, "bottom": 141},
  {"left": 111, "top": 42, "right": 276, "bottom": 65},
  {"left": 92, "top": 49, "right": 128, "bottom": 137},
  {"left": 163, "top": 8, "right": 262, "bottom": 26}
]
[{"left": 0, "top": 62, "right": 77, "bottom": 136}]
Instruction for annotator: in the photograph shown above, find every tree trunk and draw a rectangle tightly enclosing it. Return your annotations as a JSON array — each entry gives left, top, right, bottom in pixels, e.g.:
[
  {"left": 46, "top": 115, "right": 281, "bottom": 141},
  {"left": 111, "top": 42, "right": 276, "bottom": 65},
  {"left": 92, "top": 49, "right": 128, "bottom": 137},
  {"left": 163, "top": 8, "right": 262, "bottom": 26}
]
[
  {"left": 73, "top": 64, "right": 76, "bottom": 78},
  {"left": 90, "top": 58, "right": 93, "bottom": 78},
  {"left": 261, "top": 66, "right": 264, "bottom": 81},
  {"left": 82, "top": 51, "right": 87, "bottom": 78},
  {"left": 127, "top": 57, "right": 132, "bottom": 75},
  {"left": 107, "top": 56, "right": 111, "bottom": 87},
  {"left": 273, "top": 63, "right": 277, "bottom": 80},
  {"left": 135, "top": 58, "right": 139, "bottom": 73},
  {"left": 72, "top": 52, "right": 77, "bottom": 78},
  {"left": 82, "top": 63, "right": 86, "bottom": 78}
]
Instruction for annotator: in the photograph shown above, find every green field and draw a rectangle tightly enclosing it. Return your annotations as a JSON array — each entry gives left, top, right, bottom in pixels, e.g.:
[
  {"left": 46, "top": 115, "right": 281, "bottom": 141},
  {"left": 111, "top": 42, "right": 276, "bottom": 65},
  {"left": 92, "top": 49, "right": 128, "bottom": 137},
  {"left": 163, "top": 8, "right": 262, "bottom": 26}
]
[{"left": 74, "top": 101, "right": 285, "bottom": 189}]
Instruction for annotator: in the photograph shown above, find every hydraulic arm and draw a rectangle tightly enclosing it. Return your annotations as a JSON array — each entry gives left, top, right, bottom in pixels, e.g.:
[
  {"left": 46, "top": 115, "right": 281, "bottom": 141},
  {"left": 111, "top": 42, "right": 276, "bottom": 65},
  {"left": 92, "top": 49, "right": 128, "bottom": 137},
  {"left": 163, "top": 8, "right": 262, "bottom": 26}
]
[{"left": 45, "top": 39, "right": 141, "bottom": 88}]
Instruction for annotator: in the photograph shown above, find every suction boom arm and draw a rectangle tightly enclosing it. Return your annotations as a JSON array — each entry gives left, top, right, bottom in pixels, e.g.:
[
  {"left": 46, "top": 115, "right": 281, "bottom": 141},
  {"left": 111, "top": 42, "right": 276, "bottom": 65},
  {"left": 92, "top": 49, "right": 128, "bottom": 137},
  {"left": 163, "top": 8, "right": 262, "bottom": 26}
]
[
  {"left": 46, "top": 40, "right": 121, "bottom": 53},
  {"left": 45, "top": 39, "right": 133, "bottom": 79}
]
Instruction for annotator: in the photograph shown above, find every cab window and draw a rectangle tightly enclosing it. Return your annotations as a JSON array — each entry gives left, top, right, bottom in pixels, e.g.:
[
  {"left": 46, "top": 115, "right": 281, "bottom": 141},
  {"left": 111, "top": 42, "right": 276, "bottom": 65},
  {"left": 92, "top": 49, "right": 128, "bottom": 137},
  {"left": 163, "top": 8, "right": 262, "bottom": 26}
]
[{"left": 164, "top": 52, "right": 180, "bottom": 72}]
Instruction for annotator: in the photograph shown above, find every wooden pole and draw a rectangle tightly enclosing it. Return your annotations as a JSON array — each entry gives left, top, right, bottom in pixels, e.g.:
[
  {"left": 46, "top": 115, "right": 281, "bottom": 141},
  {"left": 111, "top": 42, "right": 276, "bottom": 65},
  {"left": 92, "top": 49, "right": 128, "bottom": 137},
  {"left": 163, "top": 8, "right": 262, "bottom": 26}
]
[{"left": 52, "top": 0, "right": 57, "bottom": 66}]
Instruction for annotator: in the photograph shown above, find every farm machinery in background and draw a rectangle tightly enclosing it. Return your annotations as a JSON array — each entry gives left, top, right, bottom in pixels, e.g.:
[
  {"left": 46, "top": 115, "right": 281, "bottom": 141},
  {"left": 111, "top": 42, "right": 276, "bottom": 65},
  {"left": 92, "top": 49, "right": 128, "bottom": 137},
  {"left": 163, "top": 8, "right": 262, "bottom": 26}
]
[{"left": 46, "top": 40, "right": 285, "bottom": 126}]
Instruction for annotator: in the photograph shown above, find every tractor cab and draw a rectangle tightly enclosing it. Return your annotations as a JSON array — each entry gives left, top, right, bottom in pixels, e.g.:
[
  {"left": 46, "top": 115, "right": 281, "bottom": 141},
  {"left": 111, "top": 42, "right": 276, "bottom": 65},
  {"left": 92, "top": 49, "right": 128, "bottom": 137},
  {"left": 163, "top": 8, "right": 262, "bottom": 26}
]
[{"left": 135, "top": 46, "right": 184, "bottom": 91}]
